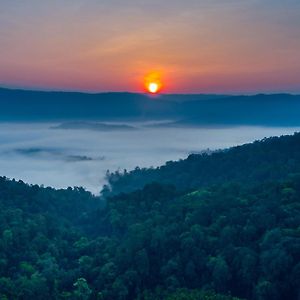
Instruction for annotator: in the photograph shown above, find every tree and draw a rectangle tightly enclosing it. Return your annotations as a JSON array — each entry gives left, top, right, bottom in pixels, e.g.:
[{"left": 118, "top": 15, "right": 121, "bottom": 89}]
[{"left": 73, "top": 278, "right": 92, "bottom": 300}]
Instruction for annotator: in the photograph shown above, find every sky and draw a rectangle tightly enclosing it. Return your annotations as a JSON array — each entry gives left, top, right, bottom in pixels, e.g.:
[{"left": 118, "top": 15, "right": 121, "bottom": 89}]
[{"left": 0, "top": 0, "right": 300, "bottom": 94}]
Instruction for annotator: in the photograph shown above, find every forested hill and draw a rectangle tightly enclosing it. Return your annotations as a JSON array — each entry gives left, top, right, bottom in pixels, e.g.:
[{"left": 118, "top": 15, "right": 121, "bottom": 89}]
[
  {"left": 0, "top": 134, "right": 300, "bottom": 299},
  {"left": 104, "top": 132, "right": 300, "bottom": 196},
  {"left": 1, "top": 87, "right": 300, "bottom": 126}
]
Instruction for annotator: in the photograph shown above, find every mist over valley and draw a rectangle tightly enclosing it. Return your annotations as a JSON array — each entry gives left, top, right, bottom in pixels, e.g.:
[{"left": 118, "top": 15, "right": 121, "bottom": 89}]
[{"left": 0, "top": 120, "right": 299, "bottom": 193}]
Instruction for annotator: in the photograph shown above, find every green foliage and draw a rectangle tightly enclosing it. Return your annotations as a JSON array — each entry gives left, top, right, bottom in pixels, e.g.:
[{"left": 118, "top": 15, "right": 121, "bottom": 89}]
[
  {"left": 0, "top": 134, "right": 300, "bottom": 299},
  {"left": 141, "top": 289, "right": 242, "bottom": 300},
  {"left": 73, "top": 278, "right": 92, "bottom": 300},
  {"left": 104, "top": 133, "right": 300, "bottom": 196}
]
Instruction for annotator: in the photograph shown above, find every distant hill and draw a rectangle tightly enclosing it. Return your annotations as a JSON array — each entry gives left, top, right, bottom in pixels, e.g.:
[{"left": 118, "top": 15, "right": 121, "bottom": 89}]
[
  {"left": 1, "top": 87, "right": 300, "bottom": 126},
  {"left": 174, "top": 94, "right": 300, "bottom": 127},
  {"left": 51, "top": 121, "right": 136, "bottom": 131},
  {"left": 0, "top": 88, "right": 176, "bottom": 121}
]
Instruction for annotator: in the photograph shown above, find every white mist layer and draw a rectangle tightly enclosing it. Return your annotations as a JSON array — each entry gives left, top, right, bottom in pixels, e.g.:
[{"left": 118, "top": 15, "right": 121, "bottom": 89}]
[{"left": 0, "top": 122, "right": 298, "bottom": 194}]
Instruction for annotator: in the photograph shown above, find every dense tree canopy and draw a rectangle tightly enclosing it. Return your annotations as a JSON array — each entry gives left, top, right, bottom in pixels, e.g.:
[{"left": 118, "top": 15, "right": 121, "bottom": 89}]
[
  {"left": 0, "top": 133, "right": 300, "bottom": 299},
  {"left": 103, "top": 132, "right": 300, "bottom": 196}
]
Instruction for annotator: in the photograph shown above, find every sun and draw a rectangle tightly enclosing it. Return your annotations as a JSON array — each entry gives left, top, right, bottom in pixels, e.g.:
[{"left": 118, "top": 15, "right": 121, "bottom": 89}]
[
  {"left": 148, "top": 82, "right": 159, "bottom": 94},
  {"left": 144, "top": 72, "right": 162, "bottom": 94}
]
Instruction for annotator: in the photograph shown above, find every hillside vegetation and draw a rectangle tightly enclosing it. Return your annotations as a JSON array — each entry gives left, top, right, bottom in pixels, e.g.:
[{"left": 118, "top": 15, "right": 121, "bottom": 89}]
[
  {"left": 104, "top": 132, "right": 300, "bottom": 195},
  {"left": 1, "top": 134, "right": 300, "bottom": 299}
]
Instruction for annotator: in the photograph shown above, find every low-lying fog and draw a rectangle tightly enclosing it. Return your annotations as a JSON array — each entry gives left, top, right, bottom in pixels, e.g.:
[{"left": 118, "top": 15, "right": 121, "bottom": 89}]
[{"left": 0, "top": 122, "right": 299, "bottom": 194}]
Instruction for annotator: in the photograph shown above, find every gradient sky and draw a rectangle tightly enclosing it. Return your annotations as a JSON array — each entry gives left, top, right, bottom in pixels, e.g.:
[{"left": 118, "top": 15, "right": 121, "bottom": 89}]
[{"left": 0, "top": 0, "right": 300, "bottom": 93}]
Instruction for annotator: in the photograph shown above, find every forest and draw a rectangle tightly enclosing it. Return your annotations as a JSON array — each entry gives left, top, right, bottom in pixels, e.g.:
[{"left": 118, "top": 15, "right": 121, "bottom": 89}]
[{"left": 0, "top": 133, "right": 300, "bottom": 299}]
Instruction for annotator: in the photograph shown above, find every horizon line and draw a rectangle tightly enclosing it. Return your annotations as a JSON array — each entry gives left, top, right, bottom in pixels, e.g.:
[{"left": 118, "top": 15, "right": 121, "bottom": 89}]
[{"left": 1, "top": 86, "right": 300, "bottom": 97}]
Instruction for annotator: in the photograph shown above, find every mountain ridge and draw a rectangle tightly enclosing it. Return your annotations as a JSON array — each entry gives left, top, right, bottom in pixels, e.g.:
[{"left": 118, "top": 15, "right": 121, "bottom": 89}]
[{"left": 1, "top": 87, "right": 300, "bottom": 126}]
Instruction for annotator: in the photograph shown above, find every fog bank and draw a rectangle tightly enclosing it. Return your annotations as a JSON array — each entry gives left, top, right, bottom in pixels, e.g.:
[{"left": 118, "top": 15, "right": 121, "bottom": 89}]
[{"left": 0, "top": 122, "right": 298, "bottom": 194}]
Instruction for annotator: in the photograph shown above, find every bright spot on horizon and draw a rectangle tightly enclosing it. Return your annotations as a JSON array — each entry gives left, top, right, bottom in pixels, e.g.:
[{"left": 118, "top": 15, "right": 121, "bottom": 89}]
[
  {"left": 148, "top": 82, "right": 159, "bottom": 94},
  {"left": 145, "top": 72, "right": 162, "bottom": 94}
]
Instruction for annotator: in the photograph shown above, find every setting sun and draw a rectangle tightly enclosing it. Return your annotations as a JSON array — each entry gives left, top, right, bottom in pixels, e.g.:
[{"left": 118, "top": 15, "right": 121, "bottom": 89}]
[
  {"left": 148, "top": 82, "right": 159, "bottom": 93},
  {"left": 144, "top": 72, "right": 162, "bottom": 94}
]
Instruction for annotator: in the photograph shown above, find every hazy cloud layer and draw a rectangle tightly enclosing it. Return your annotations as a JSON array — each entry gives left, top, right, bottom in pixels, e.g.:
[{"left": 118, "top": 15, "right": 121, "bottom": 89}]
[{"left": 0, "top": 122, "right": 299, "bottom": 194}]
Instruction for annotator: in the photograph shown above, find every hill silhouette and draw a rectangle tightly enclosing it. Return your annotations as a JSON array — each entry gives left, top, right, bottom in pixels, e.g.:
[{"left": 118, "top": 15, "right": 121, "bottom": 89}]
[{"left": 1, "top": 88, "right": 300, "bottom": 126}]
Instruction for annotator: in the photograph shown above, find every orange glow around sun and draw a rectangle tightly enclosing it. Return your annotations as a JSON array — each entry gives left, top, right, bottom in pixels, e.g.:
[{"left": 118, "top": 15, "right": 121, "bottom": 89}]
[{"left": 144, "top": 72, "right": 162, "bottom": 94}]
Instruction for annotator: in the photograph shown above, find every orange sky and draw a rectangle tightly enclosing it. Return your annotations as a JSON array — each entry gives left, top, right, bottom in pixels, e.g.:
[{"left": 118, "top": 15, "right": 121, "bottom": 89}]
[{"left": 0, "top": 1, "right": 300, "bottom": 93}]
